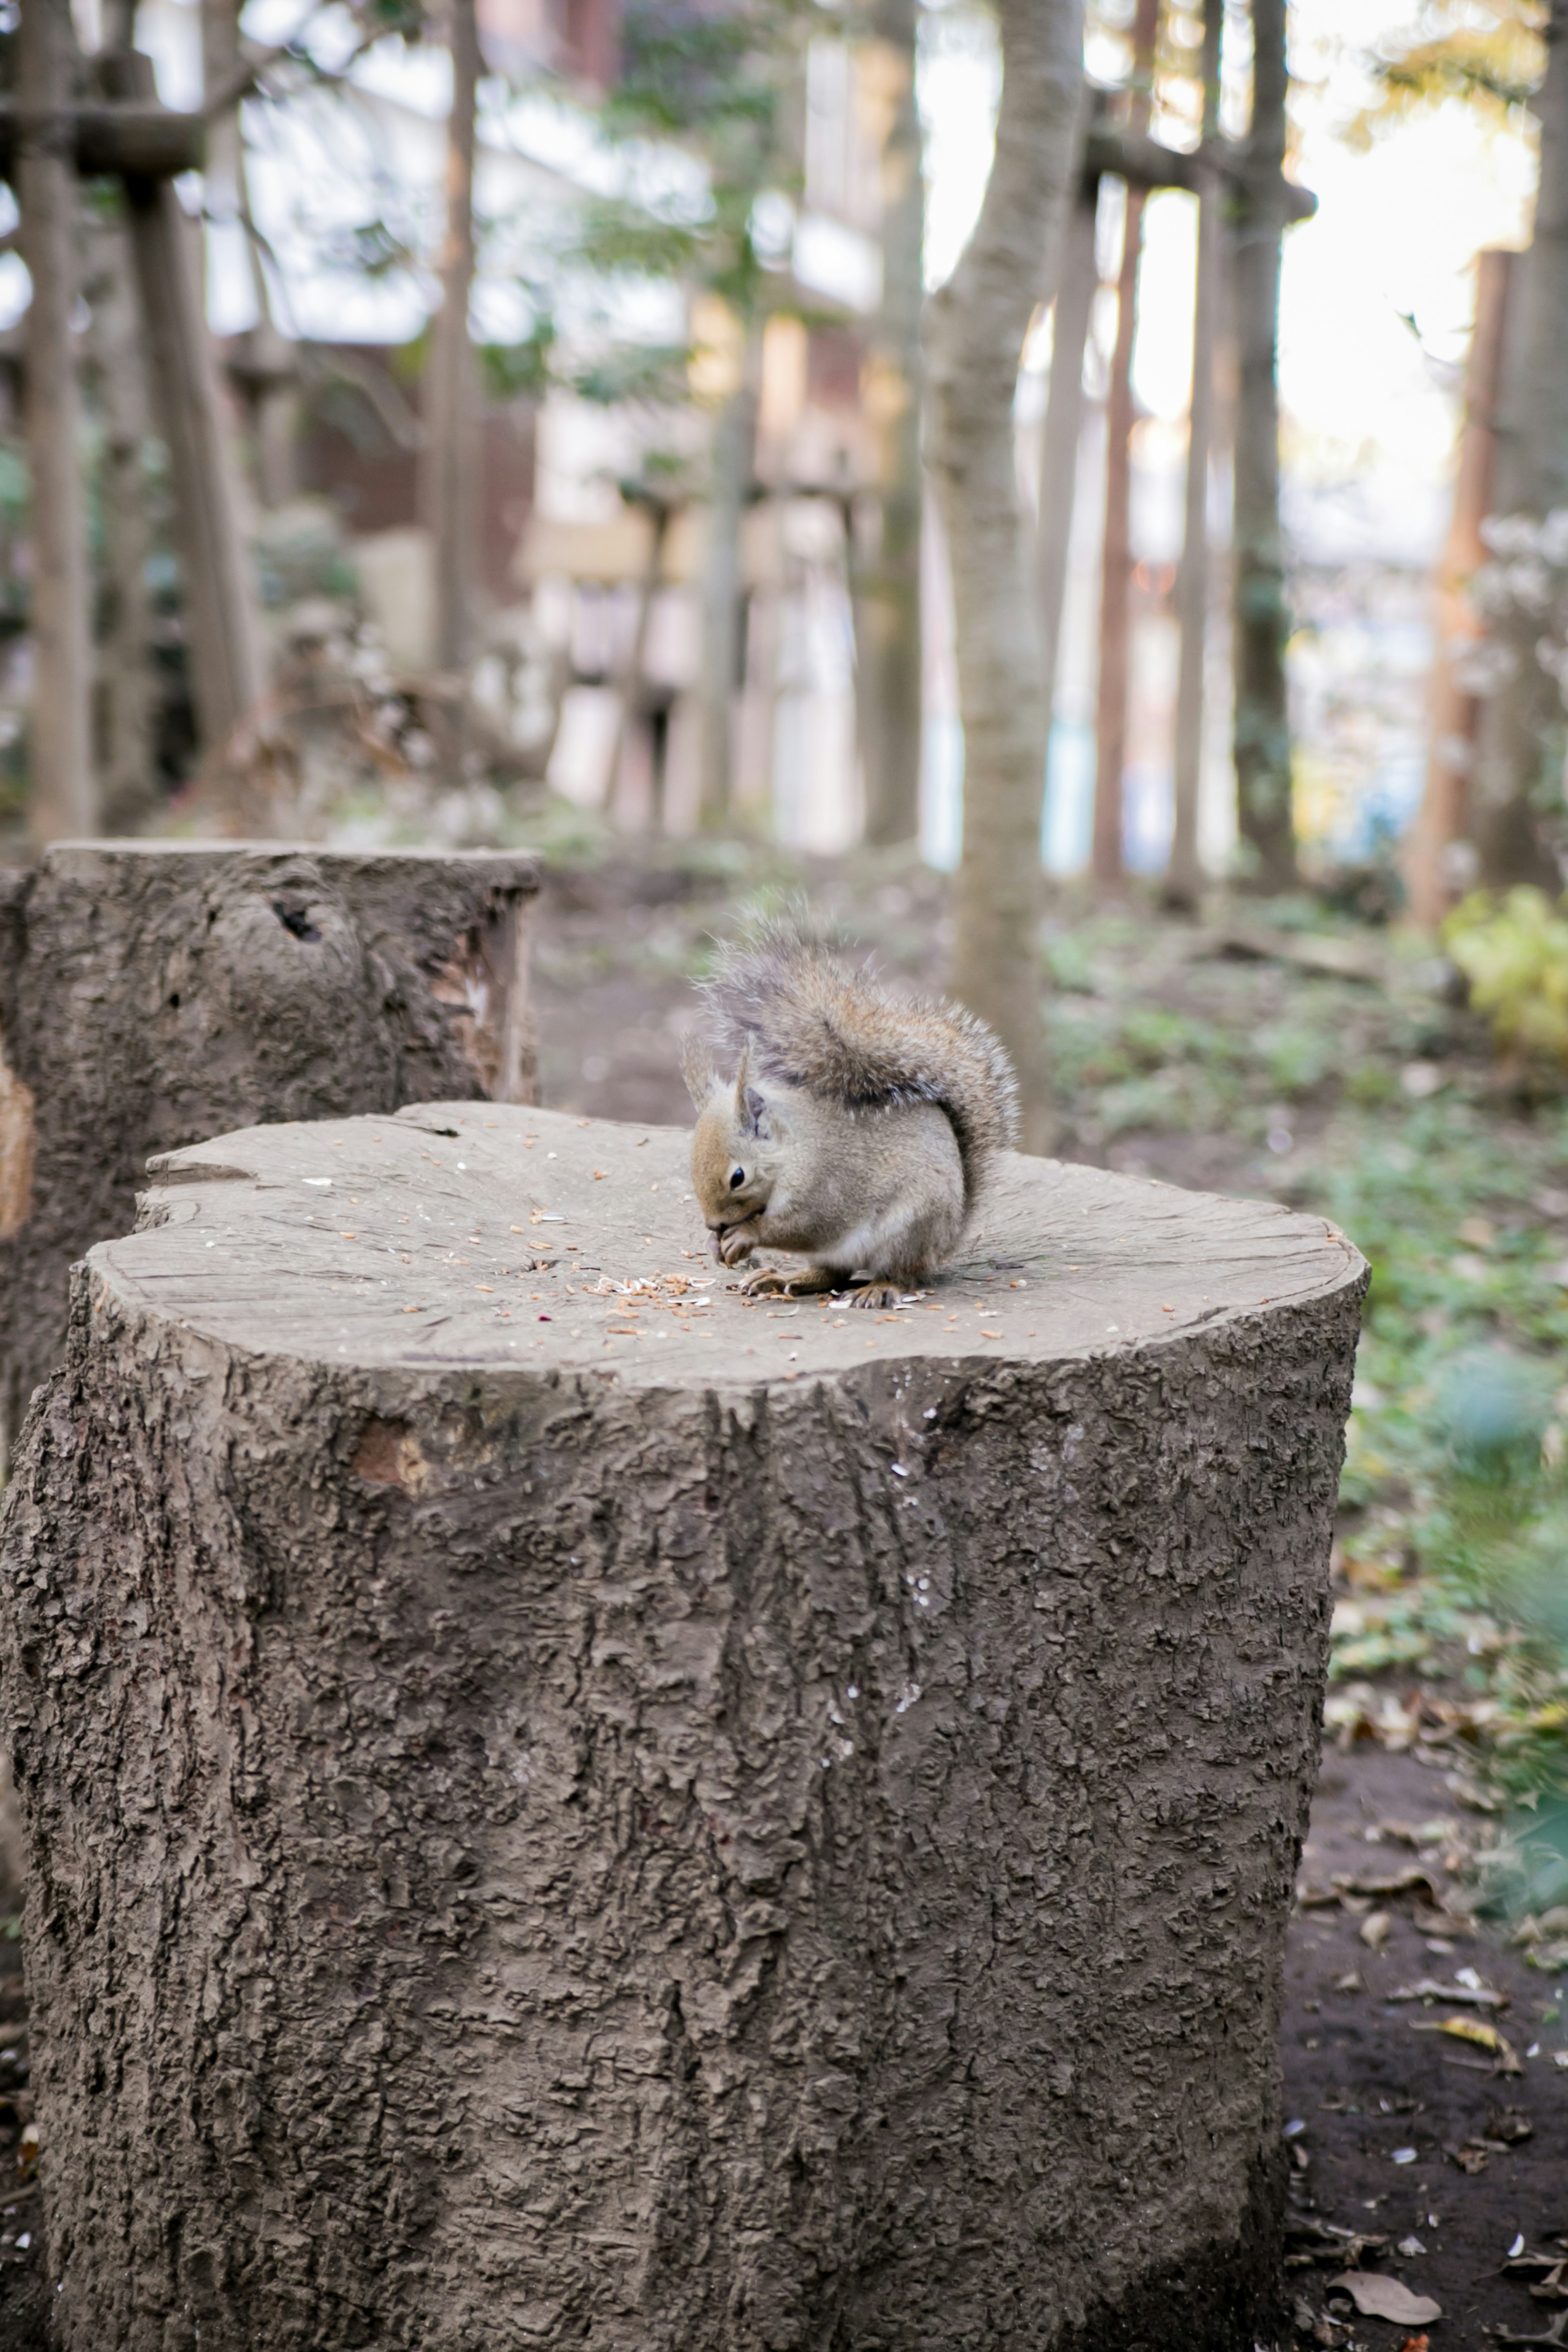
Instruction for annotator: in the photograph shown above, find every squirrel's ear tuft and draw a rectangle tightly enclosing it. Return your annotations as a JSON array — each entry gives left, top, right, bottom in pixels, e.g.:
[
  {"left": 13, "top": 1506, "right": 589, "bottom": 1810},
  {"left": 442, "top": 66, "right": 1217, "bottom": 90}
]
[{"left": 679, "top": 1034, "right": 717, "bottom": 1109}]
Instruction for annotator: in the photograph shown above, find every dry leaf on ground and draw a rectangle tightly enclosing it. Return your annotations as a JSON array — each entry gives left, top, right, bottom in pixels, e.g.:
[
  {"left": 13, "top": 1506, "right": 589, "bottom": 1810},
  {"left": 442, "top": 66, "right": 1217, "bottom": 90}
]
[{"left": 1327, "top": 2272, "right": 1442, "bottom": 2325}]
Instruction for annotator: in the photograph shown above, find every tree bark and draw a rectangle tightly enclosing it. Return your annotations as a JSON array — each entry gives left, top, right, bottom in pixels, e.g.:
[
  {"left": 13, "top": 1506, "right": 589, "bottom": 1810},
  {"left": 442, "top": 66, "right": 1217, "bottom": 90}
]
[
  {"left": 421, "top": 0, "right": 482, "bottom": 680},
  {"left": 0, "top": 844, "right": 538, "bottom": 1470},
  {"left": 2, "top": 1101, "right": 1364, "bottom": 2352},
  {"left": 1405, "top": 249, "right": 1515, "bottom": 925},
  {"left": 18, "top": 0, "right": 97, "bottom": 844},
  {"left": 1035, "top": 183, "right": 1099, "bottom": 805},
  {"left": 110, "top": 54, "right": 270, "bottom": 762},
  {"left": 1091, "top": 0, "right": 1160, "bottom": 891},
  {"left": 858, "top": 0, "right": 925, "bottom": 849},
  {"left": 1232, "top": 0, "right": 1297, "bottom": 891},
  {"left": 1165, "top": 0, "right": 1225, "bottom": 914},
  {"left": 927, "top": 0, "right": 1084, "bottom": 1150},
  {"left": 85, "top": 204, "right": 161, "bottom": 835},
  {"left": 1472, "top": 0, "right": 1568, "bottom": 891}
]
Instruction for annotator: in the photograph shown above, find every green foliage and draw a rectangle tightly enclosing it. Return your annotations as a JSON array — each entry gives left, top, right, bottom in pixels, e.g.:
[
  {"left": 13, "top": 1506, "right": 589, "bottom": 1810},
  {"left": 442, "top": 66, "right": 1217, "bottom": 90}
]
[
  {"left": 1344, "top": 0, "right": 1545, "bottom": 146},
  {"left": 1444, "top": 886, "right": 1568, "bottom": 1071}
]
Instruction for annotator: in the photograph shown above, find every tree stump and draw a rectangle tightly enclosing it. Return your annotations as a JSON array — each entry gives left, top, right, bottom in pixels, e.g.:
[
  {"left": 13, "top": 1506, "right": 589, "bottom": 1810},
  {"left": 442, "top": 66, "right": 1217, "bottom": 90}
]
[
  {"left": 0, "top": 1103, "right": 1365, "bottom": 2352},
  {"left": 0, "top": 841, "right": 537, "bottom": 1462}
]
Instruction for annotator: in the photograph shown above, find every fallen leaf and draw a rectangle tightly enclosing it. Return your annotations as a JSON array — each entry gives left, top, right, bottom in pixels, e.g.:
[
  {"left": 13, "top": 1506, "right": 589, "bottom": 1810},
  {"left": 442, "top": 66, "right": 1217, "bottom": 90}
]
[
  {"left": 1438, "top": 2014, "right": 1518, "bottom": 2067},
  {"left": 1399, "top": 2336, "right": 1431, "bottom": 2352},
  {"left": 1327, "top": 2273, "right": 1442, "bottom": 2325},
  {"left": 1336, "top": 1867, "right": 1443, "bottom": 1902},
  {"left": 1392, "top": 1977, "right": 1508, "bottom": 2009},
  {"left": 1361, "top": 1910, "right": 1392, "bottom": 1948},
  {"left": 1445, "top": 2142, "right": 1488, "bottom": 2174}
]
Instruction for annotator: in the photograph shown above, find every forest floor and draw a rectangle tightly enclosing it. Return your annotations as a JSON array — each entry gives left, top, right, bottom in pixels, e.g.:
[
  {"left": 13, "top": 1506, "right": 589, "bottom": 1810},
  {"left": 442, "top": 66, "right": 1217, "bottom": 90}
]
[{"left": 1, "top": 840, "right": 1565, "bottom": 2347}]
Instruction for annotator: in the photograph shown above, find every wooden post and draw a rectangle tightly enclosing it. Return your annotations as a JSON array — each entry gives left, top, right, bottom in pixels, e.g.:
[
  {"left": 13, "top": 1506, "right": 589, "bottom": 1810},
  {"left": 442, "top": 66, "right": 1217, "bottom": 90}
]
[
  {"left": 1091, "top": 0, "right": 1160, "bottom": 889},
  {"left": 421, "top": 0, "right": 481, "bottom": 679},
  {"left": 3, "top": 1104, "right": 1365, "bottom": 2351},
  {"left": 1035, "top": 182, "right": 1100, "bottom": 809},
  {"left": 17, "top": 0, "right": 97, "bottom": 844},
  {"left": 1165, "top": 0, "right": 1224, "bottom": 914},
  {"left": 1405, "top": 252, "right": 1516, "bottom": 927}
]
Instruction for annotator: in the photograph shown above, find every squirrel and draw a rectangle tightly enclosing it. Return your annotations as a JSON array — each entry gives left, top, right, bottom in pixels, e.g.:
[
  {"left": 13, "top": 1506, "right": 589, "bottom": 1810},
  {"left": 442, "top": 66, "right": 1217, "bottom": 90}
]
[{"left": 682, "top": 921, "right": 1018, "bottom": 1309}]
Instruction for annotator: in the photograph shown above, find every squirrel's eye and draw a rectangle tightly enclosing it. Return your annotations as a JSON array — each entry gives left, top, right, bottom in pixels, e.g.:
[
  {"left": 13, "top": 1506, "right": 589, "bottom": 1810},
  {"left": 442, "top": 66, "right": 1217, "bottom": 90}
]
[{"left": 728, "top": 1165, "right": 746, "bottom": 1190}]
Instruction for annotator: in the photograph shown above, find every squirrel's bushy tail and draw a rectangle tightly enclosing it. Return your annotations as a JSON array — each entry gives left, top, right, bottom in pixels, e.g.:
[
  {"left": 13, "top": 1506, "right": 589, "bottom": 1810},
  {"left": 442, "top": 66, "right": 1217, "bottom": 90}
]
[{"left": 700, "top": 918, "right": 1019, "bottom": 1198}]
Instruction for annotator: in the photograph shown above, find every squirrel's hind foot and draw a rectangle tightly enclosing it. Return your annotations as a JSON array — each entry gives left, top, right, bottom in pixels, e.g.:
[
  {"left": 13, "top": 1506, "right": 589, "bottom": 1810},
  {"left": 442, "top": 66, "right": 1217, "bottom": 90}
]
[
  {"left": 846, "top": 1280, "right": 903, "bottom": 1310},
  {"left": 739, "top": 1264, "right": 838, "bottom": 1299}
]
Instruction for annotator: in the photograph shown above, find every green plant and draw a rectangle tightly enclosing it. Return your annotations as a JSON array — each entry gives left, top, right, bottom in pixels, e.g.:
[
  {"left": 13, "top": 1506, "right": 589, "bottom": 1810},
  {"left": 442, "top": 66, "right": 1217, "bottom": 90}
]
[{"left": 1444, "top": 886, "right": 1568, "bottom": 1070}]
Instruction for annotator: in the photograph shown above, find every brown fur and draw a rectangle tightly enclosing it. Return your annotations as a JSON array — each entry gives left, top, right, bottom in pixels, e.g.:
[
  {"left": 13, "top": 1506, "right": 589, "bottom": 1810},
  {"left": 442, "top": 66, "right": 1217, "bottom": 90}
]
[
  {"left": 699, "top": 922, "right": 1018, "bottom": 1197},
  {"left": 683, "top": 923, "right": 1018, "bottom": 1305}
]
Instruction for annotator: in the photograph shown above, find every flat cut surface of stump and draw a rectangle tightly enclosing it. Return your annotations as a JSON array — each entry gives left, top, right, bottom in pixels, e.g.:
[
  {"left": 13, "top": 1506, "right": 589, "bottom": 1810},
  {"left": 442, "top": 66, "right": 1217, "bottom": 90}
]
[
  {"left": 118, "top": 1098, "right": 1360, "bottom": 1376},
  {"left": 2, "top": 1105, "right": 1367, "bottom": 2352}
]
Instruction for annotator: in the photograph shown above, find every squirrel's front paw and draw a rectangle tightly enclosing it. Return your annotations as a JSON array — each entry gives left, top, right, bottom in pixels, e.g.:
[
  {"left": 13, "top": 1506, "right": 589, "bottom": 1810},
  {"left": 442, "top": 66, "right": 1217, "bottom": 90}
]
[
  {"left": 847, "top": 1280, "right": 901, "bottom": 1310},
  {"left": 717, "top": 1224, "right": 757, "bottom": 1267},
  {"left": 739, "top": 1266, "right": 790, "bottom": 1296}
]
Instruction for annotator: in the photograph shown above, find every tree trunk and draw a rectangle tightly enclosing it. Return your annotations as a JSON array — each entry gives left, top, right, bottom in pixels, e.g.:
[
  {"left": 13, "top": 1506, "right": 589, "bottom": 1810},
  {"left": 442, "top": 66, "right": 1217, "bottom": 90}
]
[
  {"left": 1405, "top": 249, "right": 1515, "bottom": 926},
  {"left": 1091, "top": 183, "right": 1146, "bottom": 886},
  {"left": 1165, "top": 0, "right": 1225, "bottom": 914},
  {"left": 1232, "top": 0, "right": 1296, "bottom": 891},
  {"left": 0, "top": 843, "right": 538, "bottom": 1471},
  {"left": 1472, "top": 0, "right": 1568, "bottom": 891},
  {"left": 204, "top": 0, "right": 300, "bottom": 510},
  {"left": 858, "top": 0, "right": 925, "bottom": 849},
  {"left": 422, "top": 0, "right": 481, "bottom": 680},
  {"left": 697, "top": 356, "right": 760, "bottom": 827},
  {"left": 1035, "top": 183, "right": 1100, "bottom": 805},
  {"left": 111, "top": 55, "right": 270, "bottom": 762},
  {"left": 18, "top": 0, "right": 97, "bottom": 844},
  {"left": 608, "top": 500, "right": 673, "bottom": 822},
  {"left": 927, "top": 0, "right": 1084, "bottom": 1150},
  {"left": 1091, "top": 0, "right": 1160, "bottom": 891},
  {"left": 85, "top": 204, "right": 161, "bottom": 835},
  {"left": 2, "top": 1101, "right": 1364, "bottom": 2352}
]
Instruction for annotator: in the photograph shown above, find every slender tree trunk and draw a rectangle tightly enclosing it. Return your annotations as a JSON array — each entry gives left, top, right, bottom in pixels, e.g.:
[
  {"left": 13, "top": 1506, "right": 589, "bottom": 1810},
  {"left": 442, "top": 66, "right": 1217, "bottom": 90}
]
[
  {"left": 422, "top": 0, "right": 481, "bottom": 680},
  {"left": 1091, "top": 183, "right": 1146, "bottom": 885},
  {"left": 86, "top": 209, "right": 160, "bottom": 834},
  {"left": 18, "top": 0, "right": 97, "bottom": 843},
  {"left": 1472, "top": 0, "right": 1568, "bottom": 891},
  {"left": 109, "top": 54, "right": 268, "bottom": 761},
  {"left": 607, "top": 500, "right": 672, "bottom": 823},
  {"left": 1090, "top": 0, "right": 1159, "bottom": 890},
  {"left": 696, "top": 346, "right": 759, "bottom": 826},
  {"left": 1232, "top": 0, "right": 1296, "bottom": 890},
  {"left": 1165, "top": 0, "right": 1224, "bottom": 913},
  {"left": 858, "top": 0, "right": 925, "bottom": 848},
  {"left": 927, "top": 0, "right": 1084, "bottom": 1149},
  {"left": 1405, "top": 250, "right": 1514, "bottom": 925},
  {"left": 1035, "top": 183, "right": 1098, "bottom": 798},
  {"left": 204, "top": 0, "right": 299, "bottom": 509}
]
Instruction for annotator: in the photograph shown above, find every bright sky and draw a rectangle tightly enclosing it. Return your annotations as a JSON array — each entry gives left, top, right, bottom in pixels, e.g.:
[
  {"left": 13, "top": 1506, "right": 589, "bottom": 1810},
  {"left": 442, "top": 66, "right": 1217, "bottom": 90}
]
[
  {"left": 919, "top": 0, "right": 1539, "bottom": 562},
  {"left": 0, "top": 0, "right": 1543, "bottom": 575}
]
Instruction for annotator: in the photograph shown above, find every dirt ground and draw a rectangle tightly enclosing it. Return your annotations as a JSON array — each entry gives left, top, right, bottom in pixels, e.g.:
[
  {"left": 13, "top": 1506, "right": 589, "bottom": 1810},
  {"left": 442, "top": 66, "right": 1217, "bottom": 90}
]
[{"left": 0, "top": 854, "right": 1559, "bottom": 2344}]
